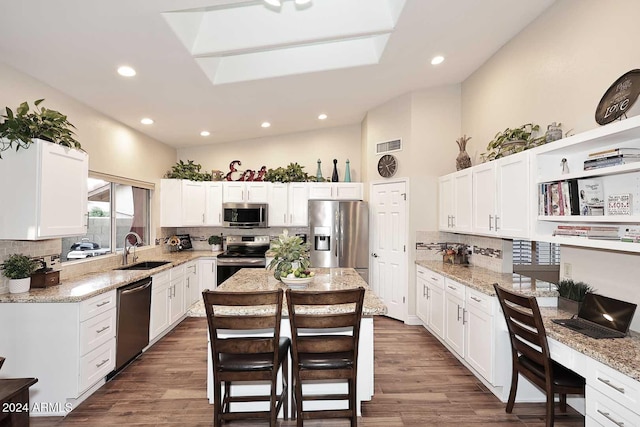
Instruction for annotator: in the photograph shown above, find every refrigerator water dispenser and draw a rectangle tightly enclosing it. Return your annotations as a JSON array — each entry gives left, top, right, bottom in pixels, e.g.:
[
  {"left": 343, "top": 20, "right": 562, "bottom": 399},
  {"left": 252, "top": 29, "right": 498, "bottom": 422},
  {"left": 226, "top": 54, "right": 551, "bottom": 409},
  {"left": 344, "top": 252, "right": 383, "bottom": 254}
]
[{"left": 315, "top": 235, "right": 330, "bottom": 251}]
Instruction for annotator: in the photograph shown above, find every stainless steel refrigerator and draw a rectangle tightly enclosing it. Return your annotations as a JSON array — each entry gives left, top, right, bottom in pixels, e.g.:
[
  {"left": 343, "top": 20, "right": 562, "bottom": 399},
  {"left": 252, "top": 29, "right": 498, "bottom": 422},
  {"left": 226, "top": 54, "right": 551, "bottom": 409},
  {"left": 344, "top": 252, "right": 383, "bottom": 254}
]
[{"left": 308, "top": 200, "right": 369, "bottom": 282}]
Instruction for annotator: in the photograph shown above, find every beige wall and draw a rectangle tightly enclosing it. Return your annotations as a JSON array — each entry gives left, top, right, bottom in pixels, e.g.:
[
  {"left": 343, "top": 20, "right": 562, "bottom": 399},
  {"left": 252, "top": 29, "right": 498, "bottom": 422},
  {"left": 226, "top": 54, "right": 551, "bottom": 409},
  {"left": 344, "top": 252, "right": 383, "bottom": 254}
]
[
  {"left": 363, "top": 85, "right": 462, "bottom": 316},
  {"left": 0, "top": 62, "right": 176, "bottom": 292},
  {"left": 177, "top": 124, "right": 361, "bottom": 183},
  {"left": 461, "top": 0, "right": 640, "bottom": 330}
]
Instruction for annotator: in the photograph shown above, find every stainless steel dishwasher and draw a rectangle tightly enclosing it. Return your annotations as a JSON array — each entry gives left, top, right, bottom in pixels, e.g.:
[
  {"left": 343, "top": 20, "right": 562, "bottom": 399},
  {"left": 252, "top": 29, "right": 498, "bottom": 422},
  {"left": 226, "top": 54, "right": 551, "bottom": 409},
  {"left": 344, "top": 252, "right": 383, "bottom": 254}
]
[{"left": 114, "top": 277, "right": 152, "bottom": 373}]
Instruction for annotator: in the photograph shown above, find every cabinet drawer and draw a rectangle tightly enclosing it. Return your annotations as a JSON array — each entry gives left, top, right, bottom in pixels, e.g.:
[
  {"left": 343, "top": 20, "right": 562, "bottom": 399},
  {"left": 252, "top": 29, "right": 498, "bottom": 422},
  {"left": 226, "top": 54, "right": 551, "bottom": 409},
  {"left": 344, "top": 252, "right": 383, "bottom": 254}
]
[
  {"left": 79, "top": 337, "right": 115, "bottom": 393},
  {"left": 153, "top": 270, "right": 170, "bottom": 286},
  {"left": 416, "top": 266, "right": 444, "bottom": 289},
  {"left": 465, "top": 288, "right": 494, "bottom": 315},
  {"left": 547, "top": 338, "right": 586, "bottom": 377},
  {"left": 587, "top": 358, "right": 640, "bottom": 413},
  {"left": 445, "top": 278, "right": 465, "bottom": 299},
  {"left": 79, "top": 290, "right": 116, "bottom": 322},
  {"left": 79, "top": 308, "right": 116, "bottom": 356},
  {"left": 171, "top": 264, "right": 186, "bottom": 280},
  {"left": 587, "top": 385, "right": 640, "bottom": 427}
]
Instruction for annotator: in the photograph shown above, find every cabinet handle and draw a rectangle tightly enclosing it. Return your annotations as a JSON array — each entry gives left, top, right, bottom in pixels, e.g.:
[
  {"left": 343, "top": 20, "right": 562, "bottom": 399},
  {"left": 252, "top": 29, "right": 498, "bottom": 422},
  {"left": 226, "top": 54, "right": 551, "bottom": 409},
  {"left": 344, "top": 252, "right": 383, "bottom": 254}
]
[
  {"left": 457, "top": 305, "right": 462, "bottom": 321},
  {"left": 423, "top": 285, "right": 427, "bottom": 297},
  {"left": 489, "top": 215, "right": 493, "bottom": 230},
  {"left": 451, "top": 216, "right": 455, "bottom": 227},
  {"left": 219, "top": 213, "right": 221, "bottom": 223},
  {"left": 447, "top": 215, "right": 452, "bottom": 228},
  {"left": 96, "top": 326, "right": 110, "bottom": 334},
  {"left": 96, "top": 301, "right": 110, "bottom": 308},
  {"left": 470, "top": 296, "right": 482, "bottom": 303},
  {"left": 462, "top": 308, "right": 467, "bottom": 325},
  {"left": 426, "top": 287, "right": 430, "bottom": 299},
  {"left": 597, "top": 377, "right": 625, "bottom": 393},
  {"left": 247, "top": 190, "right": 250, "bottom": 200},
  {"left": 447, "top": 285, "right": 457, "bottom": 291},
  {"left": 494, "top": 215, "right": 499, "bottom": 231},
  {"left": 431, "top": 277, "right": 438, "bottom": 281},
  {"left": 290, "top": 214, "right": 292, "bottom": 223},
  {"left": 417, "top": 270, "right": 424, "bottom": 276},
  {"left": 95, "top": 359, "right": 110, "bottom": 368},
  {"left": 596, "top": 409, "right": 625, "bottom": 426}
]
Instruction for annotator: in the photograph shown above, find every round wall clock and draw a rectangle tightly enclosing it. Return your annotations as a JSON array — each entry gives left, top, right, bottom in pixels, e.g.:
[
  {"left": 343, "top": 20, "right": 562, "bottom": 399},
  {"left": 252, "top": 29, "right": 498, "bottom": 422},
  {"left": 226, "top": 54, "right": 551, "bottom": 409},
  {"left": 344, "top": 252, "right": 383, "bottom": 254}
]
[{"left": 377, "top": 154, "right": 397, "bottom": 178}]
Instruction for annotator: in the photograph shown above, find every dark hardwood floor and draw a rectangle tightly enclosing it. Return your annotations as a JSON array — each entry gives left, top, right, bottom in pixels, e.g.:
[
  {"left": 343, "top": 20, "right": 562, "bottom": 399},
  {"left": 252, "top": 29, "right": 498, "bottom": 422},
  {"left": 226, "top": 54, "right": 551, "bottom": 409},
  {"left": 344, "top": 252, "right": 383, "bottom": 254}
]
[{"left": 32, "top": 316, "right": 583, "bottom": 426}]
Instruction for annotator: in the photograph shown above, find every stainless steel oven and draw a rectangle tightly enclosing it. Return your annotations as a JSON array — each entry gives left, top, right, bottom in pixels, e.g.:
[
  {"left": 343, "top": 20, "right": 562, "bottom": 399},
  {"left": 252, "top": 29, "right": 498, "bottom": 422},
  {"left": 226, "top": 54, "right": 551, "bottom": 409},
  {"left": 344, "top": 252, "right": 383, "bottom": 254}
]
[
  {"left": 222, "top": 203, "right": 268, "bottom": 228},
  {"left": 216, "top": 235, "right": 269, "bottom": 285}
]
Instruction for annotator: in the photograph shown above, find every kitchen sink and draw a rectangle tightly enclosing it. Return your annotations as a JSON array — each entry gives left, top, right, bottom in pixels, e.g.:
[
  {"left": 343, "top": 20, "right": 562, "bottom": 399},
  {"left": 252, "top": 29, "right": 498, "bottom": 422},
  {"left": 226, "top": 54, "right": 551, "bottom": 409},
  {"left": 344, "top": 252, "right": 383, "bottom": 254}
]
[{"left": 116, "top": 261, "right": 172, "bottom": 270}]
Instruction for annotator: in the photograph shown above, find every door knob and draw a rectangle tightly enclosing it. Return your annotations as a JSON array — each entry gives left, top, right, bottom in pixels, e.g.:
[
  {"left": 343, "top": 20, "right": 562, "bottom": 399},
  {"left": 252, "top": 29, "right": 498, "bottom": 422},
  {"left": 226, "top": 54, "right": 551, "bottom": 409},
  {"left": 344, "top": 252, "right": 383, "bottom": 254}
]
[{"left": 371, "top": 253, "right": 379, "bottom": 258}]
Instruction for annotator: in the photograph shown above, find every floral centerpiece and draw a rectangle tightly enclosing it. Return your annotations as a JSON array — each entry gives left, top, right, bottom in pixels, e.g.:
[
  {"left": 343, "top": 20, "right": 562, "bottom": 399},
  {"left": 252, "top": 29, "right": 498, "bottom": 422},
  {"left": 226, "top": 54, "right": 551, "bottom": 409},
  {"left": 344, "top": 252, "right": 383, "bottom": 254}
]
[
  {"left": 267, "top": 230, "right": 312, "bottom": 280},
  {"left": 440, "top": 244, "right": 468, "bottom": 265}
]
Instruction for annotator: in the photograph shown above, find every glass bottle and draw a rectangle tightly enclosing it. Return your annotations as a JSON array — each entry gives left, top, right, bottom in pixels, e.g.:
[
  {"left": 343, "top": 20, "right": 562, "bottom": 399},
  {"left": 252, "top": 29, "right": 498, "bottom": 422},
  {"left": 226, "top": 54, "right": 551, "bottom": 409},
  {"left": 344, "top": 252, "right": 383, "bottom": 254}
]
[
  {"left": 316, "top": 159, "right": 323, "bottom": 181},
  {"left": 344, "top": 159, "right": 351, "bottom": 182},
  {"left": 331, "top": 159, "right": 339, "bottom": 182}
]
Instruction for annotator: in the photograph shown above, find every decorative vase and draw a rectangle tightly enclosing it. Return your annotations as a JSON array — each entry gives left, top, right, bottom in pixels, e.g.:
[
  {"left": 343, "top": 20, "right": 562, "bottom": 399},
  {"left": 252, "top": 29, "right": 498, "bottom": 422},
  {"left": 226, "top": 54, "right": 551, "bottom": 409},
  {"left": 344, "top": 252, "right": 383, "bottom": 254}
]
[
  {"left": 344, "top": 159, "right": 351, "bottom": 182},
  {"left": 455, "top": 135, "right": 472, "bottom": 171},
  {"left": 210, "top": 244, "right": 221, "bottom": 252},
  {"left": 9, "top": 277, "right": 31, "bottom": 294},
  {"left": 331, "top": 159, "right": 339, "bottom": 182},
  {"left": 316, "top": 159, "right": 323, "bottom": 181}
]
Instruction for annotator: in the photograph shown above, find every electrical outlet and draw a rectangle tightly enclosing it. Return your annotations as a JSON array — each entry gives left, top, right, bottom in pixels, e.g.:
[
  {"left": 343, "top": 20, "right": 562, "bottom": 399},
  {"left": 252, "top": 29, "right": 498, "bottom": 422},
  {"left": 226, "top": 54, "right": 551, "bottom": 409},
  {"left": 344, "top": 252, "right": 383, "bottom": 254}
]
[{"left": 563, "top": 262, "right": 572, "bottom": 279}]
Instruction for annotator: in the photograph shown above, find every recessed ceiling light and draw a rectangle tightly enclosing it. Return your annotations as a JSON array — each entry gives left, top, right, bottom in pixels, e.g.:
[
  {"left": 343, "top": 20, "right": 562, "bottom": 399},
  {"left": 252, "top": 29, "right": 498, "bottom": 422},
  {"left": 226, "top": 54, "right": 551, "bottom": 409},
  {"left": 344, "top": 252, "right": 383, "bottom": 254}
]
[
  {"left": 318, "top": 114, "right": 328, "bottom": 120},
  {"left": 431, "top": 56, "right": 445, "bottom": 65},
  {"left": 200, "top": 131, "right": 210, "bottom": 137},
  {"left": 140, "top": 118, "right": 154, "bottom": 125},
  {"left": 117, "top": 66, "right": 136, "bottom": 77},
  {"left": 261, "top": 122, "right": 271, "bottom": 128}
]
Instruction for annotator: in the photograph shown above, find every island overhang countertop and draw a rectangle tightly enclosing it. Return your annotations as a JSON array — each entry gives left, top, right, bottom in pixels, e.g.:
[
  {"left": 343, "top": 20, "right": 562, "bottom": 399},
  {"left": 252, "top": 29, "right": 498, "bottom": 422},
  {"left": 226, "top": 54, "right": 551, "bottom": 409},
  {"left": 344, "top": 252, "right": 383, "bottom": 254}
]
[{"left": 188, "top": 267, "right": 387, "bottom": 317}]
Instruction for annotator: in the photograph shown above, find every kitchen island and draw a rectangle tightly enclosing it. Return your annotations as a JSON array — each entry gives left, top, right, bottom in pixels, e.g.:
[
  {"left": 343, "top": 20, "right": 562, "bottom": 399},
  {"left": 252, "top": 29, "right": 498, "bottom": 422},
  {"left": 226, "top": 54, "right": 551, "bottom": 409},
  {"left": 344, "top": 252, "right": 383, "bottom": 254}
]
[{"left": 188, "top": 267, "right": 387, "bottom": 417}]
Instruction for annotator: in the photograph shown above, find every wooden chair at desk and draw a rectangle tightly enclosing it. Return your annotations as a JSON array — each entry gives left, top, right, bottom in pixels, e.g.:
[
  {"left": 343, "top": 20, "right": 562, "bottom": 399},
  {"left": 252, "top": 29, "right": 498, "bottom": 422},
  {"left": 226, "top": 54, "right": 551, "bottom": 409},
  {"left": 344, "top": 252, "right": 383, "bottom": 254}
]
[
  {"left": 202, "top": 289, "right": 290, "bottom": 427},
  {"left": 0, "top": 356, "right": 38, "bottom": 427},
  {"left": 493, "top": 284, "right": 585, "bottom": 427},
  {"left": 286, "top": 287, "right": 365, "bottom": 427}
]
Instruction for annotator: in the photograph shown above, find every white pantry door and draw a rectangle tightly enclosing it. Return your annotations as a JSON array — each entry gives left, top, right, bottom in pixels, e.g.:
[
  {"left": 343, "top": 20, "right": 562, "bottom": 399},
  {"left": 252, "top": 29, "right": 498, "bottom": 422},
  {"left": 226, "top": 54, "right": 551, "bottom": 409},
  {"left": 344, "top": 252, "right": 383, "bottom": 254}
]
[{"left": 370, "top": 180, "right": 407, "bottom": 321}]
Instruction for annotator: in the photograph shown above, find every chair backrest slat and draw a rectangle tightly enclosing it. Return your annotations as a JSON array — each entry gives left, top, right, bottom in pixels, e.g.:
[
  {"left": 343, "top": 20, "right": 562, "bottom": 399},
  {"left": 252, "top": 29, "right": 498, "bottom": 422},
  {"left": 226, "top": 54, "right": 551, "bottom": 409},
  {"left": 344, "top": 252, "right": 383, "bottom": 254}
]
[
  {"left": 216, "top": 337, "right": 274, "bottom": 354},
  {"left": 293, "top": 312, "right": 359, "bottom": 329},
  {"left": 214, "top": 315, "right": 277, "bottom": 330},
  {"left": 296, "top": 336, "right": 354, "bottom": 353}
]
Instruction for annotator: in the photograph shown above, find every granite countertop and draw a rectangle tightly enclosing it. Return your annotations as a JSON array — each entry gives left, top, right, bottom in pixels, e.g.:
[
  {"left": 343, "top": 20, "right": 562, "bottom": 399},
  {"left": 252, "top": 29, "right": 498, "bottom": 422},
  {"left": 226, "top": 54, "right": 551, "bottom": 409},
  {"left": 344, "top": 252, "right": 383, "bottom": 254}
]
[
  {"left": 188, "top": 267, "right": 387, "bottom": 317},
  {"left": 415, "top": 260, "right": 558, "bottom": 297},
  {"left": 416, "top": 260, "right": 640, "bottom": 383},
  {"left": 0, "top": 250, "right": 219, "bottom": 303}
]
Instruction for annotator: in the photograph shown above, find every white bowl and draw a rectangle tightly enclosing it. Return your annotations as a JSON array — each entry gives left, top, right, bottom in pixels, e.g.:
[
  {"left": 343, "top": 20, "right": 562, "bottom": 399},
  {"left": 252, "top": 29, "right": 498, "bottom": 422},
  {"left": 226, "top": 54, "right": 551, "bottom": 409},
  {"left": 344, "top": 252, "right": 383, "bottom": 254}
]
[{"left": 281, "top": 276, "right": 313, "bottom": 288}]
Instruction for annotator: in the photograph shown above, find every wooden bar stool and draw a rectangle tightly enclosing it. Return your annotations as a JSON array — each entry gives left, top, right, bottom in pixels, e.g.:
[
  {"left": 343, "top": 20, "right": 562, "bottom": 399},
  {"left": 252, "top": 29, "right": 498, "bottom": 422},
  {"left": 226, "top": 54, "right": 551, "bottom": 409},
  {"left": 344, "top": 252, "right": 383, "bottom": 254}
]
[
  {"left": 202, "top": 289, "right": 289, "bottom": 427},
  {"left": 286, "top": 287, "right": 365, "bottom": 427}
]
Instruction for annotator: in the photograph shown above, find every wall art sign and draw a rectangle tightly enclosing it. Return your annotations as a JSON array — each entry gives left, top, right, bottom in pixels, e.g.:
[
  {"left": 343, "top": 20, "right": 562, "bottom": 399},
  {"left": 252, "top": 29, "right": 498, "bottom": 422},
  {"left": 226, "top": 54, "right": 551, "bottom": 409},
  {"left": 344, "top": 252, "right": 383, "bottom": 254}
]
[
  {"left": 607, "top": 193, "right": 632, "bottom": 216},
  {"left": 595, "top": 69, "right": 640, "bottom": 125}
]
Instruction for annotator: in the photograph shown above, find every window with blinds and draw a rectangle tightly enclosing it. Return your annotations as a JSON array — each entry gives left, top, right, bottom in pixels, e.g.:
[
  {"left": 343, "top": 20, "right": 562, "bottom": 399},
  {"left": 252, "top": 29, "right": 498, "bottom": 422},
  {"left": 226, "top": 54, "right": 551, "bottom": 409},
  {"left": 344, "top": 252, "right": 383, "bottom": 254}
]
[{"left": 513, "top": 240, "right": 560, "bottom": 265}]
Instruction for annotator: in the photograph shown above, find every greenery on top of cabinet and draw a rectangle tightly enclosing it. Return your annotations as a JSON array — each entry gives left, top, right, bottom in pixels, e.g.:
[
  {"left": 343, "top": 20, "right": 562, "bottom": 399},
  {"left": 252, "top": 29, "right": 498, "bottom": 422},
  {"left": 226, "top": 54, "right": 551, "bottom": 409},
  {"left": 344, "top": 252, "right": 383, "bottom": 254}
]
[
  {"left": 482, "top": 123, "right": 545, "bottom": 161},
  {"left": 0, "top": 99, "right": 82, "bottom": 159},
  {"left": 164, "top": 159, "right": 212, "bottom": 181},
  {"left": 264, "top": 162, "right": 320, "bottom": 182}
]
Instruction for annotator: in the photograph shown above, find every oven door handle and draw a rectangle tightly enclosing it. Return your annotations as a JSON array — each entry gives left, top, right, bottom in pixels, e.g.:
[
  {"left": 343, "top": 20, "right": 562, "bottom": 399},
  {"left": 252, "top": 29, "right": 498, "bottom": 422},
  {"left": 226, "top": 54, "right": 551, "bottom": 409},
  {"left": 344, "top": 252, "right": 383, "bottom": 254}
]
[{"left": 216, "top": 258, "right": 266, "bottom": 266}]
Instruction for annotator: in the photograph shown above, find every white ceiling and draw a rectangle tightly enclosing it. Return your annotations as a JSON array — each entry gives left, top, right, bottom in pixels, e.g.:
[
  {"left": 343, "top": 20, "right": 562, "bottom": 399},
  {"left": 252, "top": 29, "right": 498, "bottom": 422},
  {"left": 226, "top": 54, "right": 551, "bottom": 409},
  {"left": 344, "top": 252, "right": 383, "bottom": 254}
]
[{"left": 0, "top": 0, "right": 555, "bottom": 148}]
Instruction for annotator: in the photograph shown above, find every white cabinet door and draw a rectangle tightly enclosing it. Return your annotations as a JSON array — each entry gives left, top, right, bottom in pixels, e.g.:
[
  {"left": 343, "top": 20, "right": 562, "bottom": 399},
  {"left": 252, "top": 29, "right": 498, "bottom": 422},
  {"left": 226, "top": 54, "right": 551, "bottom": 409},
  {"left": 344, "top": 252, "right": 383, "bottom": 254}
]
[
  {"left": 199, "top": 258, "right": 217, "bottom": 292},
  {"left": 438, "top": 175, "right": 454, "bottom": 230},
  {"left": 308, "top": 183, "right": 334, "bottom": 199},
  {"left": 222, "top": 182, "right": 246, "bottom": 202},
  {"left": 496, "top": 153, "right": 530, "bottom": 238},
  {"left": 416, "top": 276, "right": 429, "bottom": 324},
  {"left": 452, "top": 170, "right": 472, "bottom": 232},
  {"left": 472, "top": 162, "right": 496, "bottom": 234},
  {"left": 160, "top": 179, "right": 182, "bottom": 227},
  {"left": 0, "top": 139, "right": 88, "bottom": 239},
  {"left": 182, "top": 181, "right": 206, "bottom": 226},
  {"left": 268, "top": 183, "right": 289, "bottom": 226},
  {"left": 169, "top": 275, "right": 186, "bottom": 325},
  {"left": 333, "top": 183, "right": 363, "bottom": 200},
  {"left": 444, "top": 282, "right": 465, "bottom": 357},
  {"left": 184, "top": 261, "right": 199, "bottom": 308},
  {"left": 289, "top": 183, "right": 310, "bottom": 225},
  {"left": 465, "top": 292, "right": 495, "bottom": 383},
  {"left": 150, "top": 272, "right": 170, "bottom": 341},
  {"left": 223, "top": 182, "right": 268, "bottom": 203},
  {"left": 246, "top": 182, "right": 268, "bottom": 203},
  {"left": 427, "top": 282, "right": 445, "bottom": 339},
  {"left": 204, "top": 182, "right": 223, "bottom": 226}
]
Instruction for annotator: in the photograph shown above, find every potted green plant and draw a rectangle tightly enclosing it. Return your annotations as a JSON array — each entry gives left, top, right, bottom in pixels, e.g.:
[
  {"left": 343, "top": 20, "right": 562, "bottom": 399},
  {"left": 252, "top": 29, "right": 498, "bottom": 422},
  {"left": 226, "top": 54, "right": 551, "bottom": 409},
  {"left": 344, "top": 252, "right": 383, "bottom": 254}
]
[
  {"left": 482, "top": 123, "right": 545, "bottom": 161},
  {"left": 164, "top": 159, "right": 212, "bottom": 181},
  {"left": 267, "top": 230, "right": 312, "bottom": 280},
  {"left": 556, "top": 279, "right": 595, "bottom": 314},
  {"left": 264, "top": 162, "right": 316, "bottom": 182},
  {"left": 208, "top": 235, "right": 222, "bottom": 252},
  {"left": 0, "top": 99, "right": 82, "bottom": 159},
  {"left": 2, "top": 254, "right": 38, "bottom": 294}
]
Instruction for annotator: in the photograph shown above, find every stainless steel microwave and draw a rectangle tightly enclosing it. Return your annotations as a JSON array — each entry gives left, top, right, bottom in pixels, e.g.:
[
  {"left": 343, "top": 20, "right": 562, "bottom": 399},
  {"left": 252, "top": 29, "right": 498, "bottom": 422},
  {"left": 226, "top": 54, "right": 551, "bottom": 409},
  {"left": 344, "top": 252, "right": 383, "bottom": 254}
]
[{"left": 222, "top": 203, "right": 268, "bottom": 228}]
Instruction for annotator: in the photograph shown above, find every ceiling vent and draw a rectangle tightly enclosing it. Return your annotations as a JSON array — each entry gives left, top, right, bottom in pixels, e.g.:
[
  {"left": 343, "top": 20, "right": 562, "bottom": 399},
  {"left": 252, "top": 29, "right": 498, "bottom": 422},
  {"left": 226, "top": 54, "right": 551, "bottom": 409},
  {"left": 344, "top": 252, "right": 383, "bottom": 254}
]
[{"left": 376, "top": 138, "right": 402, "bottom": 154}]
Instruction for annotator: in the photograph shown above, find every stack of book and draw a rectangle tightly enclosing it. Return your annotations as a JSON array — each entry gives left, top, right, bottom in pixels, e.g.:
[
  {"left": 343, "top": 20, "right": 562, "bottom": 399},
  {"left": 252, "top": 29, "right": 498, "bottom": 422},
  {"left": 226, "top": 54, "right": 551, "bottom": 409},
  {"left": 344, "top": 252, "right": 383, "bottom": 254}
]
[
  {"left": 539, "top": 180, "right": 580, "bottom": 216},
  {"left": 553, "top": 225, "right": 620, "bottom": 240},
  {"left": 584, "top": 148, "right": 640, "bottom": 170},
  {"left": 621, "top": 227, "right": 640, "bottom": 243}
]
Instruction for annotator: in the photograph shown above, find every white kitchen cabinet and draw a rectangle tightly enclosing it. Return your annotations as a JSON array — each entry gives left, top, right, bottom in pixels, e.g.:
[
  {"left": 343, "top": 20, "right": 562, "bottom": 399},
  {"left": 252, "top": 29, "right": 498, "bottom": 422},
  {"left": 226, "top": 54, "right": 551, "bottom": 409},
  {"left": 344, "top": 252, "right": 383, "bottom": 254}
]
[
  {"left": 199, "top": 257, "right": 218, "bottom": 292},
  {"left": 308, "top": 182, "right": 363, "bottom": 200},
  {"left": 415, "top": 266, "right": 445, "bottom": 339},
  {"left": 464, "top": 288, "right": 496, "bottom": 383},
  {"left": 160, "top": 179, "right": 223, "bottom": 227},
  {"left": 222, "top": 181, "right": 268, "bottom": 203},
  {"left": 0, "top": 290, "right": 116, "bottom": 414},
  {"left": 150, "top": 270, "right": 171, "bottom": 341},
  {"left": 184, "top": 260, "right": 199, "bottom": 308},
  {"left": 0, "top": 138, "right": 88, "bottom": 239},
  {"left": 169, "top": 265, "right": 186, "bottom": 325},
  {"left": 416, "top": 268, "right": 429, "bottom": 324},
  {"left": 444, "top": 279, "right": 466, "bottom": 357},
  {"left": 268, "top": 182, "right": 310, "bottom": 226},
  {"left": 472, "top": 151, "right": 530, "bottom": 238},
  {"left": 438, "top": 169, "right": 472, "bottom": 232}
]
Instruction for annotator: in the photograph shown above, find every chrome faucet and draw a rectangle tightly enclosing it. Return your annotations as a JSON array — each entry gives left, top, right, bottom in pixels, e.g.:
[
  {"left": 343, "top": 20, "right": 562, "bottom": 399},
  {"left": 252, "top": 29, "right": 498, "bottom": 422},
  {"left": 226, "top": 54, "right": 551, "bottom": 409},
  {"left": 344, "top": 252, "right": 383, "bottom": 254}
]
[{"left": 123, "top": 231, "right": 142, "bottom": 265}]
